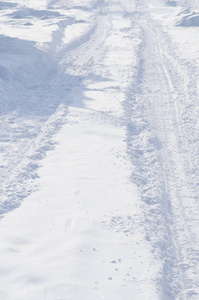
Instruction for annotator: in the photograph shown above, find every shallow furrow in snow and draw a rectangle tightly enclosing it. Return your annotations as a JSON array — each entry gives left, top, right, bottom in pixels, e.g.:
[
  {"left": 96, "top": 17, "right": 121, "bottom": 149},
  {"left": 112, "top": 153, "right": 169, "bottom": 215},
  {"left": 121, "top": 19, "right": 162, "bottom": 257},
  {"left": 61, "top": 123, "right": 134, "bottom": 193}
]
[
  {"left": 148, "top": 20, "right": 199, "bottom": 298},
  {"left": 0, "top": 4, "right": 82, "bottom": 216},
  {"left": 127, "top": 15, "right": 199, "bottom": 298},
  {"left": 60, "top": 15, "right": 111, "bottom": 77},
  {"left": 0, "top": 105, "right": 68, "bottom": 217},
  {"left": 125, "top": 21, "right": 181, "bottom": 298}
]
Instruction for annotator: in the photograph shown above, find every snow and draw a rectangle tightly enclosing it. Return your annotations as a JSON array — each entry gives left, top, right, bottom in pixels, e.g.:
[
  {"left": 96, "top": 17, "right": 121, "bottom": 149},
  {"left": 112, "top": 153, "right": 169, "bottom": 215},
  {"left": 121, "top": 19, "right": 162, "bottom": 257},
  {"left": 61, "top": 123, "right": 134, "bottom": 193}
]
[
  {"left": 175, "top": 9, "right": 199, "bottom": 26},
  {"left": 1, "top": 0, "right": 199, "bottom": 299}
]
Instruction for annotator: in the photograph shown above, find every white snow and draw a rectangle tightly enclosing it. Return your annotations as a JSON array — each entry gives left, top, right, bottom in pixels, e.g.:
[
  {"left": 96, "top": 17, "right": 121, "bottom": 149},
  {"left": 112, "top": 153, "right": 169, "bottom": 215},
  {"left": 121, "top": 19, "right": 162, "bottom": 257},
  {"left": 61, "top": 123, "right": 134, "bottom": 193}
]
[{"left": 1, "top": 0, "right": 199, "bottom": 299}]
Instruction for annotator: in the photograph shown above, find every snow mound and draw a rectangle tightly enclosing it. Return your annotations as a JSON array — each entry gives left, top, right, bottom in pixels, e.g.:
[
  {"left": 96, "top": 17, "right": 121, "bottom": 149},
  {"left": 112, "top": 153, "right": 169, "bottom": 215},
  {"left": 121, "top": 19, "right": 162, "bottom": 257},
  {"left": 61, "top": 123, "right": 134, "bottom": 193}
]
[
  {"left": 0, "top": 33, "right": 72, "bottom": 116},
  {"left": 166, "top": 0, "right": 177, "bottom": 7},
  {"left": 176, "top": 9, "right": 199, "bottom": 27},
  {"left": 0, "top": 1, "right": 17, "bottom": 9},
  {"left": 7, "top": 8, "right": 62, "bottom": 19}
]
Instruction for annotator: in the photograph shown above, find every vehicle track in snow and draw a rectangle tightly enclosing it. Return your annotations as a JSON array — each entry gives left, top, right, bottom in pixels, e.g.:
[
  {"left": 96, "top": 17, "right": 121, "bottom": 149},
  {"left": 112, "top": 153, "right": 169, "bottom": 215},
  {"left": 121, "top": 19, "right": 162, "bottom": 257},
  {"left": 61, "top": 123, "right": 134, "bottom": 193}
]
[
  {"left": 0, "top": 2, "right": 107, "bottom": 218},
  {"left": 0, "top": 10, "right": 79, "bottom": 217},
  {"left": 0, "top": 105, "right": 68, "bottom": 217},
  {"left": 142, "top": 21, "right": 199, "bottom": 298},
  {"left": 61, "top": 14, "right": 111, "bottom": 77},
  {"left": 126, "top": 11, "right": 199, "bottom": 298}
]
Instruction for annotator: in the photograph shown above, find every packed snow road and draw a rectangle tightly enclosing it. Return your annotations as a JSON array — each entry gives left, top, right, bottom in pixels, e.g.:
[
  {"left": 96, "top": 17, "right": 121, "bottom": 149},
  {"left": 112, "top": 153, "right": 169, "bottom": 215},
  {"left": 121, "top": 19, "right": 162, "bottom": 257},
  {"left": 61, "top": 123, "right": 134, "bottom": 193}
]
[{"left": 0, "top": 0, "right": 199, "bottom": 299}]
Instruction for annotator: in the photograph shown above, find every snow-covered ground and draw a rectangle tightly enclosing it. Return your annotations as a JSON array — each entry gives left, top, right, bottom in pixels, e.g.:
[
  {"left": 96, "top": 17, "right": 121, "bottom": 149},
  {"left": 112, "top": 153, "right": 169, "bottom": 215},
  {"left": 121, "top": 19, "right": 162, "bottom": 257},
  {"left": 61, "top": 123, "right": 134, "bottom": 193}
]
[{"left": 0, "top": 0, "right": 199, "bottom": 299}]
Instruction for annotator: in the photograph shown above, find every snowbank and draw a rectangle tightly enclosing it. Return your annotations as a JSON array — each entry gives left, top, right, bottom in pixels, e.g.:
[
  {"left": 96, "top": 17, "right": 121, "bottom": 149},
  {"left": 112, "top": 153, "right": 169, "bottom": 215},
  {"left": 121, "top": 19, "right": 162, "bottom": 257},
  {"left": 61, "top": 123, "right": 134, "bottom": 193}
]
[{"left": 176, "top": 9, "right": 199, "bottom": 26}]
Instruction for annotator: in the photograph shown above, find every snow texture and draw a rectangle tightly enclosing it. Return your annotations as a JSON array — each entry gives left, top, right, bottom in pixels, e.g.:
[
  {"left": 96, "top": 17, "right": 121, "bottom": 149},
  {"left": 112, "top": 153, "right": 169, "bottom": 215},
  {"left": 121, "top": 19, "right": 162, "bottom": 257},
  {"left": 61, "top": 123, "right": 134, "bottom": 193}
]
[{"left": 0, "top": 0, "right": 199, "bottom": 299}]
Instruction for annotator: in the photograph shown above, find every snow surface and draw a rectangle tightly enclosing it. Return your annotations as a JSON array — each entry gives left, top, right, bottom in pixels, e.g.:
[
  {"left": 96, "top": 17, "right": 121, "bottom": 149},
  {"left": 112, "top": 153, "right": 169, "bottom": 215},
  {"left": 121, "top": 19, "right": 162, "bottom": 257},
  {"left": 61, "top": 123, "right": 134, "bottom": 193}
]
[{"left": 1, "top": 0, "right": 199, "bottom": 299}]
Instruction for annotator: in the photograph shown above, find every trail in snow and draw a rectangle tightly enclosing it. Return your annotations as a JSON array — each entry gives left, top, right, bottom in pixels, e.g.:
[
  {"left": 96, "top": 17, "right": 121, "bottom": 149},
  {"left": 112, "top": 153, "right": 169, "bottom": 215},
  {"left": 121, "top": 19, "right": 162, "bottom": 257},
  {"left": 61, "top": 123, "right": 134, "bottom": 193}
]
[
  {"left": 125, "top": 1, "right": 199, "bottom": 297},
  {"left": 0, "top": 1, "right": 87, "bottom": 215},
  {"left": 0, "top": 0, "right": 199, "bottom": 299},
  {"left": 126, "top": 13, "right": 199, "bottom": 296},
  {"left": 0, "top": 1, "right": 162, "bottom": 299}
]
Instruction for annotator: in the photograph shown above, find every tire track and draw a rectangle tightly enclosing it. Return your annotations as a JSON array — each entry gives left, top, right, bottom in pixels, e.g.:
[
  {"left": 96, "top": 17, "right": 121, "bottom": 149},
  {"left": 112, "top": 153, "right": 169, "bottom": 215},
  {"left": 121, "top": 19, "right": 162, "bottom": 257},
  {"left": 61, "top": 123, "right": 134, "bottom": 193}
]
[
  {"left": 142, "top": 19, "right": 199, "bottom": 298},
  {"left": 125, "top": 14, "right": 199, "bottom": 298},
  {"left": 0, "top": 105, "right": 68, "bottom": 218}
]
